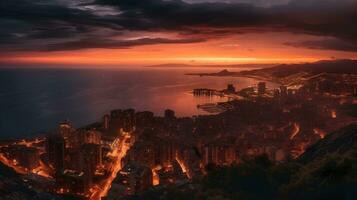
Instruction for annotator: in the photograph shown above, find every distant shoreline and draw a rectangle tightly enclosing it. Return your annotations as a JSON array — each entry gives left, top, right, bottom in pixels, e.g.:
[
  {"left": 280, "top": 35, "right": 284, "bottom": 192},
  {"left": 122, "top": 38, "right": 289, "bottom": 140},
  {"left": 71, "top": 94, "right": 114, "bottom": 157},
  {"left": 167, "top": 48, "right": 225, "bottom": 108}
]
[
  {"left": 145, "top": 63, "right": 277, "bottom": 68},
  {"left": 185, "top": 69, "right": 282, "bottom": 84}
]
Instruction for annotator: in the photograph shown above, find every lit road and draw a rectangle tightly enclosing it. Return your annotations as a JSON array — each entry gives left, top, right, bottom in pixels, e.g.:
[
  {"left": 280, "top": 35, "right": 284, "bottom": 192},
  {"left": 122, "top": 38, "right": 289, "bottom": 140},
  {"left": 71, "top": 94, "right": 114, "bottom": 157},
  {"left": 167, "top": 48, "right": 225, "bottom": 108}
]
[{"left": 90, "top": 135, "right": 132, "bottom": 200}]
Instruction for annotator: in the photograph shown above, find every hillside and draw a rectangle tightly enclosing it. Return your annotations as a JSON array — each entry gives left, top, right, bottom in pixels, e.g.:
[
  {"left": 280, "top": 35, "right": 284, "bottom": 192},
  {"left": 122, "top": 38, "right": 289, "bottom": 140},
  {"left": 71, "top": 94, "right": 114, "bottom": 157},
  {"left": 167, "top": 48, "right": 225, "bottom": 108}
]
[
  {"left": 299, "top": 124, "right": 357, "bottom": 164},
  {"left": 147, "top": 63, "right": 275, "bottom": 69},
  {"left": 240, "top": 59, "right": 357, "bottom": 78}
]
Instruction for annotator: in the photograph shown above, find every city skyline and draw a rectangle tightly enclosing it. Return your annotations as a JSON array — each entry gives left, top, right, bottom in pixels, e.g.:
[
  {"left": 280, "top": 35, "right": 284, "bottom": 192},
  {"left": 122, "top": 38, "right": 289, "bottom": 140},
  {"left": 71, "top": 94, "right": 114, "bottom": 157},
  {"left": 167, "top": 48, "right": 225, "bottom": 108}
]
[{"left": 0, "top": 1, "right": 356, "bottom": 200}]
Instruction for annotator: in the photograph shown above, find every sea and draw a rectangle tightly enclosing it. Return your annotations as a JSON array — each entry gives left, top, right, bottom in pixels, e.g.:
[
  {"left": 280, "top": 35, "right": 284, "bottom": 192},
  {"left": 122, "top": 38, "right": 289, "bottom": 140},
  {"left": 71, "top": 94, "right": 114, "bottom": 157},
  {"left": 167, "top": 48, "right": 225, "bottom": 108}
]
[{"left": 0, "top": 67, "right": 278, "bottom": 139}]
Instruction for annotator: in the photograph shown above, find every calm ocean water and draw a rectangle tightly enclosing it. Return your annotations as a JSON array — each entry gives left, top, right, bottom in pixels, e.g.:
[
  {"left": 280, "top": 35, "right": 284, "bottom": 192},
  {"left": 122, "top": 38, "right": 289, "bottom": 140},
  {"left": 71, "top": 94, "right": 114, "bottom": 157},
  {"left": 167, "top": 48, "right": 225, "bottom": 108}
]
[{"left": 0, "top": 67, "right": 277, "bottom": 139}]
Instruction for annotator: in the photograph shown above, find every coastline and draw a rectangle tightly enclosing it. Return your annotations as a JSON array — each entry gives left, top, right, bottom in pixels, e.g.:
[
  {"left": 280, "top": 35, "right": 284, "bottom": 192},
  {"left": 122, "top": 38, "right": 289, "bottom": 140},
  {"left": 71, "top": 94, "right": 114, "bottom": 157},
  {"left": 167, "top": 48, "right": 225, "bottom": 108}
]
[{"left": 185, "top": 72, "right": 282, "bottom": 85}]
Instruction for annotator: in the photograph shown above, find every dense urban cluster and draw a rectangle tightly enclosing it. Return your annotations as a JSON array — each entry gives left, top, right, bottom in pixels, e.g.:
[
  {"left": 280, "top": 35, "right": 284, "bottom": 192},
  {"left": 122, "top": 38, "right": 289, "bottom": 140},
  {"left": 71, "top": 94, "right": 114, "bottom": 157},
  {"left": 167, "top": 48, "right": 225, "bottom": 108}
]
[{"left": 0, "top": 71, "right": 356, "bottom": 200}]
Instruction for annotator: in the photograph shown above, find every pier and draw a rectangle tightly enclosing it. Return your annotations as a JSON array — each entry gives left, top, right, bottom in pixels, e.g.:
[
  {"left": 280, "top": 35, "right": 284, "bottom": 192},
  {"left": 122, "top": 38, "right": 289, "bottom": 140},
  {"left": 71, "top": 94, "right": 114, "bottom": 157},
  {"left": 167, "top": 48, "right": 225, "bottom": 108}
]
[{"left": 193, "top": 88, "right": 216, "bottom": 96}]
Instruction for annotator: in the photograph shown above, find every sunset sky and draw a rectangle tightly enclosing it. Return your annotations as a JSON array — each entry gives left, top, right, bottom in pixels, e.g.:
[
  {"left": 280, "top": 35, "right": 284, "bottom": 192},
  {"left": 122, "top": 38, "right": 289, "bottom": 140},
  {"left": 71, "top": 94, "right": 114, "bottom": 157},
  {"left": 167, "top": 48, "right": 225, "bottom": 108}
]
[{"left": 1, "top": 0, "right": 357, "bottom": 67}]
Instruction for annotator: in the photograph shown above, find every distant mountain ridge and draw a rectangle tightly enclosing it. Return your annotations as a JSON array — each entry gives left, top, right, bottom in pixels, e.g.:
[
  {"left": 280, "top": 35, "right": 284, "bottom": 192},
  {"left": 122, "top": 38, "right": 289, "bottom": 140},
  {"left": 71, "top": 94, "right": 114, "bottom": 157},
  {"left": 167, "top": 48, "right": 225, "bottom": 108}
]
[
  {"left": 146, "top": 63, "right": 276, "bottom": 68},
  {"left": 240, "top": 59, "right": 357, "bottom": 78}
]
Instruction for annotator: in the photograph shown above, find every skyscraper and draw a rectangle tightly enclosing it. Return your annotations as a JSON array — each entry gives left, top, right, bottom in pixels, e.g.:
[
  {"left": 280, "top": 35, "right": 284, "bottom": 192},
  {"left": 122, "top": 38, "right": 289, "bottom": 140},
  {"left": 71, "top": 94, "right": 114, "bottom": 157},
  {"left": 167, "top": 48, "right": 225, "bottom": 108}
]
[
  {"left": 46, "top": 134, "right": 65, "bottom": 175},
  {"left": 103, "top": 114, "right": 110, "bottom": 131},
  {"left": 164, "top": 109, "right": 175, "bottom": 119},
  {"left": 58, "top": 120, "right": 73, "bottom": 139},
  {"left": 258, "top": 82, "right": 266, "bottom": 95}
]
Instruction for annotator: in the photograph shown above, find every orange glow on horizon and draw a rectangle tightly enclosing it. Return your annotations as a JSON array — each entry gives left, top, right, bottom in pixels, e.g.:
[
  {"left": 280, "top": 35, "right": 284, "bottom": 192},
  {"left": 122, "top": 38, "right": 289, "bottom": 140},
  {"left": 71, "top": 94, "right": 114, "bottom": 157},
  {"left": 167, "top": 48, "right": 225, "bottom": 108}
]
[
  {"left": 1, "top": 32, "right": 357, "bottom": 66},
  {"left": 1, "top": 55, "right": 325, "bottom": 66}
]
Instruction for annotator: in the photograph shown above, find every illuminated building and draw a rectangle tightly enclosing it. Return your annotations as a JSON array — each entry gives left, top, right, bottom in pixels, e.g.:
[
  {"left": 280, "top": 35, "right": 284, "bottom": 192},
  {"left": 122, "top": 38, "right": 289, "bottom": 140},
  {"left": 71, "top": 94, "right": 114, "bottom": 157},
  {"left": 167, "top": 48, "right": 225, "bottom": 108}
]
[
  {"left": 67, "top": 129, "right": 101, "bottom": 148},
  {"left": 177, "top": 148, "right": 202, "bottom": 179},
  {"left": 125, "top": 139, "right": 177, "bottom": 169},
  {"left": 58, "top": 120, "right": 73, "bottom": 139},
  {"left": 57, "top": 170, "right": 88, "bottom": 194},
  {"left": 157, "top": 140, "right": 177, "bottom": 167},
  {"left": 113, "top": 162, "right": 153, "bottom": 195},
  {"left": 82, "top": 130, "right": 101, "bottom": 144},
  {"left": 1, "top": 145, "right": 40, "bottom": 171},
  {"left": 157, "top": 159, "right": 187, "bottom": 185},
  {"left": 101, "top": 135, "right": 120, "bottom": 151},
  {"left": 202, "top": 142, "right": 236, "bottom": 166}
]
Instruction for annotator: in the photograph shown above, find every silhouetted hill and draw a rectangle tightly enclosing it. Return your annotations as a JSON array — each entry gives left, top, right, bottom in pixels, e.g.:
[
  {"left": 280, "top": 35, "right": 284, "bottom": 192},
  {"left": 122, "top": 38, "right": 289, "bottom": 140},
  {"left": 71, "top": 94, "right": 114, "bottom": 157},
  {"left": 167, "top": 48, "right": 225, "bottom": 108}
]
[
  {"left": 147, "top": 63, "right": 275, "bottom": 68},
  {"left": 299, "top": 124, "right": 357, "bottom": 164},
  {"left": 241, "top": 60, "right": 357, "bottom": 78}
]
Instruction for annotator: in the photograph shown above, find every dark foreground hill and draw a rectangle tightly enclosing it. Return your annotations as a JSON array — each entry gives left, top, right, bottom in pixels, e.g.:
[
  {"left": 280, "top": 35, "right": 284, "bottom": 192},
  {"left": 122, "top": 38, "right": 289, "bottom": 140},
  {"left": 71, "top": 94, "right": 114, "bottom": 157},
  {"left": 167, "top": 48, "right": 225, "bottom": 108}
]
[
  {"left": 299, "top": 124, "right": 357, "bottom": 164},
  {"left": 126, "top": 124, "right": 357, "bottom": 200}
]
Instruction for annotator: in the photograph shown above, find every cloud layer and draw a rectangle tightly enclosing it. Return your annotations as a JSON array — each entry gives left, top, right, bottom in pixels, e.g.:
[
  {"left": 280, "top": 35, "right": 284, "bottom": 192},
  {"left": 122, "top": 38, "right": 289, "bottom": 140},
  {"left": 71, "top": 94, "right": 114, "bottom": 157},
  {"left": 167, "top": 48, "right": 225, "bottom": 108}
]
[{"left": 1, "top": 0, "right": 356, "bottom": 52}]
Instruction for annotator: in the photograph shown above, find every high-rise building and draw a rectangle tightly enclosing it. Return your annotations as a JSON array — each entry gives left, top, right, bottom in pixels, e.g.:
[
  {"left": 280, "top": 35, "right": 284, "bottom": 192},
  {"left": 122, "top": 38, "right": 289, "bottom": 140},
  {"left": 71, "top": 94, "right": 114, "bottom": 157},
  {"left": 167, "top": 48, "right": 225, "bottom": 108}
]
[
  {"left": 258, "top": 82, "right": 266, "bottom": 95},
  {"left": 227, "top": 84, "right": 236, "bottom": 93},
  {"left": 82, "top": 130, "right": 101, "bottom": 144},
  {"left": 115, "top": 162, "right": 153, "bottom": 195},
  {"left": 78, "top": 143, "right": 102, "bottom": 189},
  {"left": 157, "top": 140, "right": 177, "bottom": 167},
  {"left": 135, "top": 111, "right": 154, "bottom": 128},
  {"left": 123, "top": 109, "right": 136, "bottom": 132},
  {"left": 202, "top": 143, "right": 236, "bottom": 166},
  {"left": 164, "top": 109, "right": 175, "bottom": 119},
  {"left": 67, "top": 130, "right": 101, "bottom": 148},
  {"left": 110, "top": 109, "right": 136, "bottom": 133},
  {"left": 103, "top": 114, "right": 110, "bottom": 131},
  {"left": 110, "top": 109, "right": 123, "bottom": 133},
  {"left": 58, "top": 120, "right": 73, "bottom": 139},
  {"left": 57, "top": 170, "right": 88, "bottom": 194},
  {"left": 110, "top": 109, "right": 122, "bottom": 119},
  {"left": 125, "top": 142, "right": 156, "bottom": 168},
  {"left": 46, "top": 135, "right": 65, "bottom": 174},
  {"left": 80, "top": 143, "right": 102, "bottom": 169}
]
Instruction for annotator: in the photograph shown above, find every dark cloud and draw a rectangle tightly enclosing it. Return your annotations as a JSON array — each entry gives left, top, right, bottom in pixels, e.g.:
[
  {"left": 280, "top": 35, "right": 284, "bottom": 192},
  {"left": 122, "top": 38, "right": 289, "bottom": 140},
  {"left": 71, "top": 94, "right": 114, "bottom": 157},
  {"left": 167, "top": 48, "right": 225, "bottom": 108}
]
[
  {"left": 45, "top": 37, "right": 205, "bottom": 51},
  {"left": 1, "top": 0, "right": 357, "bottom": 52},
  {"left": 285, "top": 38, "right": 357, "bottom": 52},
  {"left": 184, "top": 0, "right": 291, "bottom": 7},
  {"left": 94, "top": 0, "right": 357, "bottom": 47},
  {"left": 94, "top": 0, "right": 268, "bottom": 28}
]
